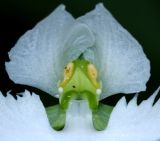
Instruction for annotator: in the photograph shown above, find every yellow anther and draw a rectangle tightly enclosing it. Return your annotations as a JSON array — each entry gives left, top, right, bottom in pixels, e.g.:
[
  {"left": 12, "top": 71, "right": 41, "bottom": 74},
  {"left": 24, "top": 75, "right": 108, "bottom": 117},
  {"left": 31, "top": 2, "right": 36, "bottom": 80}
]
[
  {"left": 60, "top": 63, "right": 74, "bottom": 87},
  {"left": 87, "top": 64, "right": 99, "bottom": 88},
  {"left": 88, "top": 64, "right": 97, "bottom": 79},
  {"left": 64, "top": 63, "right": 74, "bottom": 80}
]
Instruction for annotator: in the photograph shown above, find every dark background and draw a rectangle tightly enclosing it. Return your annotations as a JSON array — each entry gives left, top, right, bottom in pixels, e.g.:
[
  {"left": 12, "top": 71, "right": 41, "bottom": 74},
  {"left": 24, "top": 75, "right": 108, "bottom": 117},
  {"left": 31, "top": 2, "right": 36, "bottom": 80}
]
[{"left": 0, "top": 0, "right": 160, "bottom": 107}]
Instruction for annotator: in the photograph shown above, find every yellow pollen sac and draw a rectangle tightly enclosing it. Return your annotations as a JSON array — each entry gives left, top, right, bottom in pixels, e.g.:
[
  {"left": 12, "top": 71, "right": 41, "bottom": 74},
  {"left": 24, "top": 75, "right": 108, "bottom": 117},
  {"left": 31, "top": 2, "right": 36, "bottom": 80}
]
[
  {"left": 87, "top": 64, "right": 100, "bottom": 88},
  {"left": 60, "top": 63, "right": 74, "bottom": 87}
]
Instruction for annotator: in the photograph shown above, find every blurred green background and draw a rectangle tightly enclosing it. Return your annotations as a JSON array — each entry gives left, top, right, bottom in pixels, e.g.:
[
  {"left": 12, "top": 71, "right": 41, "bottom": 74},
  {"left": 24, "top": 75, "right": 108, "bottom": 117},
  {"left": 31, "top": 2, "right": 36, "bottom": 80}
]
[{"left": 0, "top": 0, "right": 159, "bottom": 106}]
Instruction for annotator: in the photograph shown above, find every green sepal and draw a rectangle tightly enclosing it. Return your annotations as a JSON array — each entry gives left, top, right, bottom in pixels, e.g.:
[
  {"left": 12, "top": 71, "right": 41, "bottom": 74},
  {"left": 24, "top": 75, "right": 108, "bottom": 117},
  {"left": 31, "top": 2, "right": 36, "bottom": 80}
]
[
  {"left": 92, "top": 103, "right": 113, "bottom": 131},
  {"left": 46, "top": 104, "right": 66, "bottom": 131}
]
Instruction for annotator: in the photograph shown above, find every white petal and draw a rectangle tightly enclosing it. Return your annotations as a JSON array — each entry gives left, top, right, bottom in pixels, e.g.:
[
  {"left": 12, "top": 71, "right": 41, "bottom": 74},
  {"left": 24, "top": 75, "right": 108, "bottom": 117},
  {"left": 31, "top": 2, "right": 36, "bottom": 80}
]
[
  {"left": 6, "top": 5, "right": 95, "bottom": 97},
  {"left": 1, "top": 88, "right": 160, "bottom": 141},
  {"left": 0, "top": 91, "right": 57, "bottom": 141},
  {"left": 78, "top": 3, "right": 150, "bottom": 99},
  {"left": 107, "top": 86, "right": 160, "bottom": 141}
]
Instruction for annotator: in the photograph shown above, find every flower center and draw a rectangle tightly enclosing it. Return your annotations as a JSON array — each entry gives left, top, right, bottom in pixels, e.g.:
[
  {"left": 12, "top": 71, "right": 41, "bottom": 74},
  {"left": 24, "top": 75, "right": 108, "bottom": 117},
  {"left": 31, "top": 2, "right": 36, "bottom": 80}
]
[{"left": 58, "top": 59, "right": 102, "bottom": 110}]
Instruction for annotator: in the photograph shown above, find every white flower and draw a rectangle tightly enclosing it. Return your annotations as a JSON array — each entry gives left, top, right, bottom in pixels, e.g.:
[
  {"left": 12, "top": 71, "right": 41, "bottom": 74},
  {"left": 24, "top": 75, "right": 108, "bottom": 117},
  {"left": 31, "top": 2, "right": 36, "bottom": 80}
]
[
  {"left": 2, "top": 3, "right": 156, "bottom": 141},
  {"left": 0, "top": 88, "right": 160, "bottom": 141}
]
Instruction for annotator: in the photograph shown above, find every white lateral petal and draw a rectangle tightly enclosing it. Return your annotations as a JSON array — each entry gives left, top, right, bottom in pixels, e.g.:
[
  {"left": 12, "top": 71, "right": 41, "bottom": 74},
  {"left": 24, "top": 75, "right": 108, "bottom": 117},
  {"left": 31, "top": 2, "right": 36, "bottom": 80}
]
[
  {"left": 0, "top": 91, "right": 57, "bottom": 141},
  {"left": 6, "top": 5, "right": 95, "bottom": 97},
  {"left": 78, "top": 3, "right": 150, "bottom": 99}
]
